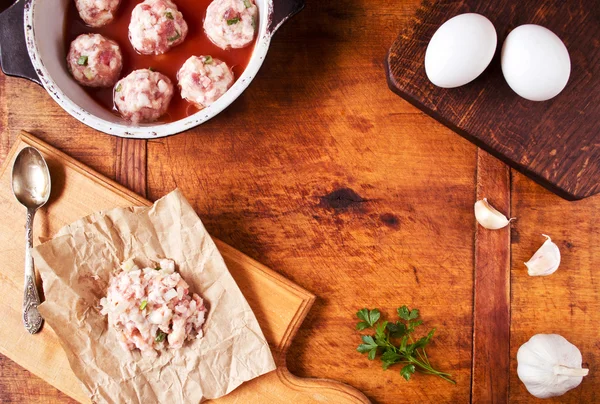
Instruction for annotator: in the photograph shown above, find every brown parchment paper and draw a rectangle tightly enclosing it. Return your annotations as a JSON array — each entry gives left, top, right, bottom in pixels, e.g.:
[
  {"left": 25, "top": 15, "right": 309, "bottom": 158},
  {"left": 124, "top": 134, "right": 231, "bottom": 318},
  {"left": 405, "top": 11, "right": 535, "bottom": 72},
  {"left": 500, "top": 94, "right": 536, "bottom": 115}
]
[{"left": 31, "top": 190, "right": 276, "bottom": 404}]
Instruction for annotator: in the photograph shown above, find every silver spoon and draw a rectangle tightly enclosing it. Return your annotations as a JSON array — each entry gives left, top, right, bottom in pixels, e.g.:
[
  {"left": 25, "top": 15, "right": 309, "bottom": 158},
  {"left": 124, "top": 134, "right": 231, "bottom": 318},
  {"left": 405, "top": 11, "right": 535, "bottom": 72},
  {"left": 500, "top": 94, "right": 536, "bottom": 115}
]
[{"left": 11, "top": 147, "right": 51, "bottom": 334}]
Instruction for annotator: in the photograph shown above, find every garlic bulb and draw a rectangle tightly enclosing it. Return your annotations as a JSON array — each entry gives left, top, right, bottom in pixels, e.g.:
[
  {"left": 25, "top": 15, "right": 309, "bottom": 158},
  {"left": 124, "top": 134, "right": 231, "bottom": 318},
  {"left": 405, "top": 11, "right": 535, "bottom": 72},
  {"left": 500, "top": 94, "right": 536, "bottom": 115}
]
[
  {"left": 525, "top": 235, "right": 561, "bottom": 276},
  {"left": 517, "top": 334, "right": 589, "bottom": 398},
  {"left": 474, "top": 198, "right": 513, "bottom": 229}
]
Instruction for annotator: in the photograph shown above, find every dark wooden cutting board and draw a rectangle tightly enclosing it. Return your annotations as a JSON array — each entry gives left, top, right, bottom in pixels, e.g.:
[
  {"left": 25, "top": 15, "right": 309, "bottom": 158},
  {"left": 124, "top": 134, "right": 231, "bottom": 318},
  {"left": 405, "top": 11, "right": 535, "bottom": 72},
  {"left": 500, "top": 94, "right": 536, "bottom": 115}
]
[{"left": 386, "top": 0, "right": 600, "bottom": 200}]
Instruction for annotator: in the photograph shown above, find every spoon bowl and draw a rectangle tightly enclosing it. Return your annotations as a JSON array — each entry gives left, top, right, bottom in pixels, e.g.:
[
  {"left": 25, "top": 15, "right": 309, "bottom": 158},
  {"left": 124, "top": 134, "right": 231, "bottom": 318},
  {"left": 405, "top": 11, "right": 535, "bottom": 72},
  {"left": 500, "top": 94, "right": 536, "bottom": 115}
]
[
  {"left": 11, "top": 146, "right": 51, "bottom": 334},
  {"left": 12, "top": 147, "right": 51, "bottom": 209}
]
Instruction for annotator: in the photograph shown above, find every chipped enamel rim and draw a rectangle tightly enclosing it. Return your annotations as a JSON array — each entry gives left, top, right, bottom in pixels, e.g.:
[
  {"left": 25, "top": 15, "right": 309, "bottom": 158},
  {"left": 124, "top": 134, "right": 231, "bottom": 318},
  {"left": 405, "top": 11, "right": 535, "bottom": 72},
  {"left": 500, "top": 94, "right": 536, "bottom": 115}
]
[{"left": 23, "top": 0, "right": 273, "bottom": 138}]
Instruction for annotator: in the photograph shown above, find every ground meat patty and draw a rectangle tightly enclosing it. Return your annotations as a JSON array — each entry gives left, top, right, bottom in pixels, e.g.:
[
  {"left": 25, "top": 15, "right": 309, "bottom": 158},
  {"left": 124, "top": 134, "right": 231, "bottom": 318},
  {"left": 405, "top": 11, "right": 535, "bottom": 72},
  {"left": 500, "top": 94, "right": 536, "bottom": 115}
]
[
  {"left": 203, "top": 0, "right": 258, "bottom": 50},
  {"left": 129, "top": 0, "right": 188, "bottom": 55},
  {"left": 177, "top": 56, "right": 234, "bottom": 108},
  {"left": 114, "top": 69, "right": 174, "bottom": 123},
  {"left": 67, "top": 34, "right": 123, "bottom": 88},
  {"left": 75, "top": 0, "right": 120, "bottom": 27}
]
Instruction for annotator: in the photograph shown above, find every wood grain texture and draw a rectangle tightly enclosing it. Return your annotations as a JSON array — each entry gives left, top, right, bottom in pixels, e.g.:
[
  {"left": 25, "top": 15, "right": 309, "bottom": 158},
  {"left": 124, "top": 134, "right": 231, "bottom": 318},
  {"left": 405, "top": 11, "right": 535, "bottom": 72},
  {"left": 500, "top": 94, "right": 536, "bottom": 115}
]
[
  {"left": 2, "top": 1, "right": 597, "bottom": 403},
  {"left": 386, "top": 0, "right": 600, "bottom": 200},
  {"left": 0, "top": 357, "right": 76, "bottom": 404},
  {"left": 0, "top": 132, "right": 368, "bottom": 404},
  {"left": 510, "top": 171, "right": 600, "bottom": 403},
  {"left": 472, "top": 149, "right": 511, "bottom": 403},
  {"left": 115, "top": 138, "right": 147, "bottom": 197},
  {"left": 147, "top": 1, "right": 477, "bottom": 402},
  {"left": 0, "top": 75, "right": 117, "bottom": 180}
]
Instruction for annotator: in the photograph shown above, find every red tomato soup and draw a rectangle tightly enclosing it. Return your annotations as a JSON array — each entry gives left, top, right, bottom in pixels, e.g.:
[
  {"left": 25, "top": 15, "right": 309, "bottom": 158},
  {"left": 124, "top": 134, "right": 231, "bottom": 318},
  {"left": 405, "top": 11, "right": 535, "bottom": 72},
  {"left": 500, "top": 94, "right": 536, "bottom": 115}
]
[{"left": 64, "top": 0, "right": 256, "bottom": 122}]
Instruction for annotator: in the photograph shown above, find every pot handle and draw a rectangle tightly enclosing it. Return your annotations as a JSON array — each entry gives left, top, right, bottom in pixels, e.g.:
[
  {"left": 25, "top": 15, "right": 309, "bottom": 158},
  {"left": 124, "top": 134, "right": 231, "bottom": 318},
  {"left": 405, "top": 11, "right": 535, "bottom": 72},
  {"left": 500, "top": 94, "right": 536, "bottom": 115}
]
[
  {"left": 0, "top": 0, "right": 41, "bottom": 84},
  {"left": 268, "top": 0, "right": 304, "bottom": 34}
]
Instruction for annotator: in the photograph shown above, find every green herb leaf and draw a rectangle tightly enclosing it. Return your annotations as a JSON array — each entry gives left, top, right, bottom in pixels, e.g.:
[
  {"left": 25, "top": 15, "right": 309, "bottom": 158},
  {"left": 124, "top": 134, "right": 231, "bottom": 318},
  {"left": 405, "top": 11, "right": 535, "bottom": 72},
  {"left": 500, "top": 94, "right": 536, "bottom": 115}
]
[
  {"left": 251, "top": 17, "right": 256, "bottom": 31},
  {"left": 148, "top": 67, "right": 155, "bottom": 72},
  {"left": 367, "top": 349, "right": 377, "bottom": 361},
  {"left": 357, "top": 309, "right": 370, "bottom": 323},
  {"left": 155, "top": 266, "right": 161, "bottom": 270},
  {"left": 361, "top": 335, "right": 376, "bottom": 346},
  {"left": 400, "top": 335, "right": 408, "bottom": 352},
  {"left": 407, "top": 319, "right": 423, "bottom": 334},
  {"left": 411, "top": 336, "right": 429, "bottom": 351},
  {"left": 397, "top": 306, "right": 410, "bottom": 320},
  {"left": 77, "top": 55, "right": 88, "bottom": 66},
  {"left": 400, "top": 364, "right": 415, "bottom": 381},
  {"left": 386, "top": 321, "right": 407, "bottom": 338},
  {"left": 243, "top": 0, "right": 252, "bottom": 8},
  {"left": 226, "top": 17, "right": 240, "bottom": 25},
  {"left": 381, "top": 351, "right": 401, "bottom": 370},
  {"left": 115, "top": 83, "right": 122, "bottom": 92},
  {"left": 165, "top": 11, "right": 174, "bottom": 19},
  {"left": 355, "top": 307, "right": 455, "bottom": 384},
  {"left": 203, "top": 55, "right": 213, "bottom": 64},
  {"left": 356, "top": 321, "right": 370, "bottom": 331},
  {"left": 357, "top": 308, "right": 380, "bottom": 327},
  {"left": 139, "top": 300, "right": 147, "bottom": 310},
  {"left": 375, "top": 321, "right": 388, "bottom": 343},
  {"left": 357, "top": 344, "right": 373, "bottom": 353},
  {"left": 155, "top": 330, "right": 167, "bottom": 343},
  {"left": 357, "top": 335, "right": 378, "bottom": 354},
  {"left": 168, "top": 31, "right": 181, "bottom": 42},
  {"left": 369, "top": 309, "right": 381, "bottom": 325}
]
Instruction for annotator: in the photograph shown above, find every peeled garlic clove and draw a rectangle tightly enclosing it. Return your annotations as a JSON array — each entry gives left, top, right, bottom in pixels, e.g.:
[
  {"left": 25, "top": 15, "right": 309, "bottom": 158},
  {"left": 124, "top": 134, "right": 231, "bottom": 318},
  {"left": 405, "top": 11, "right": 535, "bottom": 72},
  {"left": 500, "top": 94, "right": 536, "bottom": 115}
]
[
  {"left": 517, "top": 334, "right": 589, "bottom": 398},
  {"left": 474, "top": 198, "right": 513, "bottom": 229},
  {"left": 525, "top": 235, "right": 561, "bottom": 276}
]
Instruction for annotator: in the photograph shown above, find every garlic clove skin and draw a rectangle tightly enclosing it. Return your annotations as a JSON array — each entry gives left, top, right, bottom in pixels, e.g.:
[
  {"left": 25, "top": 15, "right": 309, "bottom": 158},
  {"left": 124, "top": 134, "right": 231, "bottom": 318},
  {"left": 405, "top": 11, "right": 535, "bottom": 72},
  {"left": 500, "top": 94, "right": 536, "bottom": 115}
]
[
  {"left": 525, "top": 235, "right": 561, "bottom": 276},
  {"left": 474, "top": 198, "right": 514, "bottom": 230},
  {"left": 517, "top": 334, "right": 589, "bottom": 399}
]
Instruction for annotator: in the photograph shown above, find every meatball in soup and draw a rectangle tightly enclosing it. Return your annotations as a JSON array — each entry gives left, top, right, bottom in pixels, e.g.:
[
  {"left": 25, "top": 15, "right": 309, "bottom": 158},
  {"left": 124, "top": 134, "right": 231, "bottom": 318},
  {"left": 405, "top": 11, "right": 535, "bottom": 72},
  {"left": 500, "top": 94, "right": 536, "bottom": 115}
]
[
  {"left": 67, "top": 34, "right": 123, "bottom": 87},
  {"left": 128, "top": 0, "right": 188, "bottom": 55},
  {"left": 114, "top": 69, "right": 174, "bottom": 123}
]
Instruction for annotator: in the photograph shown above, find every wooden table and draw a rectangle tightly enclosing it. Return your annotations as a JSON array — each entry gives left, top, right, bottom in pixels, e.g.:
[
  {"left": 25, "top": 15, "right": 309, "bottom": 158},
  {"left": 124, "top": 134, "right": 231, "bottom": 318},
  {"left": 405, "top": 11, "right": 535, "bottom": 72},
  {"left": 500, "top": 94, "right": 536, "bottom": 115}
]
[{"left": 0, "top": 1, "right": 598, "bottom": 403}]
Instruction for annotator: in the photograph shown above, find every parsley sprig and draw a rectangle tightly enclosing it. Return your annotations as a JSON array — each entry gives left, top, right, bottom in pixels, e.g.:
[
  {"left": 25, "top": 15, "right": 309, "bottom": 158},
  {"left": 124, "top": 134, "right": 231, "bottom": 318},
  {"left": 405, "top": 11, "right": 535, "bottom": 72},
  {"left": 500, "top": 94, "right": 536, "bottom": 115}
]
[{"left": 356, "top": 306, "right": 455, "bottom": 384}]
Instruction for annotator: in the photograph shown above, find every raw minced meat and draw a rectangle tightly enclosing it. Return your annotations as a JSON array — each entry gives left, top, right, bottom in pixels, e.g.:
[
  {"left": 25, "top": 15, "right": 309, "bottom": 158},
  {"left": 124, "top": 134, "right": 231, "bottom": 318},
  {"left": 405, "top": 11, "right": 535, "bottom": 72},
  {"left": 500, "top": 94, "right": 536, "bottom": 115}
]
[
  {"left": 177, "top": 55, "right": 234, "bottom": 108},
  {"left": 113, "top": 69, "right": 174, "bottom": 123},
  {"left": 67, "top": 34, "right": 122, "bottom": 88},
  {"left": 128, "top": 0, "right": 188, "bottom": 55},
  {"left": 100, "top": 258, "right": 207, "bottom": 355},
  {"left": 75, "top": 0, "right": 120, "bottom": 27},
  {"left": 204, "top": 0, "right": 258, "bottom": 50}
]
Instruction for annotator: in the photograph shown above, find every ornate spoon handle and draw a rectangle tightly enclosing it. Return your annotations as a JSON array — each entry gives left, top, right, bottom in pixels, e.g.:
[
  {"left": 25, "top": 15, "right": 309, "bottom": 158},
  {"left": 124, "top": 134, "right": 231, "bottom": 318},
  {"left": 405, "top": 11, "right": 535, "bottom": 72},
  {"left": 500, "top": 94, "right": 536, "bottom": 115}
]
[{"left": 23, "top": 208, "right": 43, "bottom": 334}]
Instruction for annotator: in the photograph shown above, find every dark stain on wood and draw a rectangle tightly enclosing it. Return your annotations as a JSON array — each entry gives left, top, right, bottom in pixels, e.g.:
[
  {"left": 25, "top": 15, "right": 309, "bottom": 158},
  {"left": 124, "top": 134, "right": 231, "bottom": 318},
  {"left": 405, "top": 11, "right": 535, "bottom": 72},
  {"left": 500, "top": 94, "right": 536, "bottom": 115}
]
[
  {"left": 319, "top": 188, "right": 366, "bottom": 211},
  {"left": 411, "top": 265, "right": 420, "bottom": 284},
  {"left": 380, "top": 213, "right": 400, "bottom": 229},
  {"left": 386, "top": 0, "right": 600, "bottom": 200},
  {"left": 510, "top": 228, "right": 520, "bottom": 243},
  {"left": 347, "top": 116, "right": 374, "bottom": 133}
]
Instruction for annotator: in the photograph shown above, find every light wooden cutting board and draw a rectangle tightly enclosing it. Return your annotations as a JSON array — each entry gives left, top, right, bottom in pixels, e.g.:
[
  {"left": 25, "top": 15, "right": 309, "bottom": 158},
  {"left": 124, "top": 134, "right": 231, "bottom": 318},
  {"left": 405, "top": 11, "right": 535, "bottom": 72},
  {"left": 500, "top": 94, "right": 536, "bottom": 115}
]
[{"left": 0, "top": 132, "right": 369, "bottom": 404}]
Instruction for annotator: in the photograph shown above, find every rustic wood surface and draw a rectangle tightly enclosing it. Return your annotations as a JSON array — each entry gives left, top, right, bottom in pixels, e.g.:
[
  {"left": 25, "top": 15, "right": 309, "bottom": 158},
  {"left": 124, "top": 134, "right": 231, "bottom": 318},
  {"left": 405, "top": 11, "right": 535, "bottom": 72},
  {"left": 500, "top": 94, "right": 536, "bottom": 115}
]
[
  {"left": 387, "top": 0, "right": 600, "bottom": 200},
  {"left": 0, "top": 0, "right": 598, "bottom": 403},
  {"left": 472, "top": 149, "right": 511, "bottom": 403},
  {"left": 0, "top": 133, "right": 369, "bottom": 404}
]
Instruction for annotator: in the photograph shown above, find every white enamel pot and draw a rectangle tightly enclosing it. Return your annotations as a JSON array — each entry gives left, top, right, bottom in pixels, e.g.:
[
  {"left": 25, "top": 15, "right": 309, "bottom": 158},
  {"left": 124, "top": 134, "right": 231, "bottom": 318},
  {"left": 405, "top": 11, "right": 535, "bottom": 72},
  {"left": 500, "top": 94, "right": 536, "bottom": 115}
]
[{"left": 0, "top": 0, "right": 303, "bottom": 138}]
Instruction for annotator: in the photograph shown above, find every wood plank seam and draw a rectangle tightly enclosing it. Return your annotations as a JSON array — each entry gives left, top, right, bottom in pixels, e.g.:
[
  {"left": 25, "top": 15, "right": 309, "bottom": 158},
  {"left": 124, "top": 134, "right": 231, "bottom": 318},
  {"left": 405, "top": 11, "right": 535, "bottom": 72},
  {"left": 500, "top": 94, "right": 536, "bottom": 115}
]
[
  {"left": 507, "top": 168, "right": 513, "bottom": 403},
  {"left": 115, "top": 138, "right": 147, "bottom": 198},
  {"left": 4, "top": 133, "right": 372, "bottom": 404},
  {"left": 469, "top": 146, "right": 479, "bottom": 404},
  {"left": 471, "top": 148, "right": 511, "bottom": 403}
]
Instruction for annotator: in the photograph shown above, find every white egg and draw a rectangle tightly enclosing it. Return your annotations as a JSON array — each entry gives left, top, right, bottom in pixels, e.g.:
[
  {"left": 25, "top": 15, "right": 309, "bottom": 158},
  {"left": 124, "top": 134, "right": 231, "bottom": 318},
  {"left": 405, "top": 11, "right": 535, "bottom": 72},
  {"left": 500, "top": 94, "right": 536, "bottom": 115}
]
[
  {"left": 425, "top": 13, "right": 497, "bottom": 88},
  {"left": 501, "top": 25, "right": 570, "bottom": 101}
]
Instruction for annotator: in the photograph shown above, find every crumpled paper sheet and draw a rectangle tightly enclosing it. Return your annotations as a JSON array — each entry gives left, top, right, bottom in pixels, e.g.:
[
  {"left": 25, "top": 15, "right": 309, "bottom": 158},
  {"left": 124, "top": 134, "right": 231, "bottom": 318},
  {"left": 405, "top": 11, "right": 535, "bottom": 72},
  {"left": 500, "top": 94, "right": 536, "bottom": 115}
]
[{"left": 32, "top": 190, "right": 276, "bottom": 404}]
